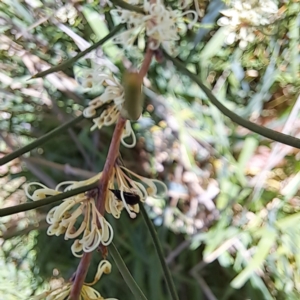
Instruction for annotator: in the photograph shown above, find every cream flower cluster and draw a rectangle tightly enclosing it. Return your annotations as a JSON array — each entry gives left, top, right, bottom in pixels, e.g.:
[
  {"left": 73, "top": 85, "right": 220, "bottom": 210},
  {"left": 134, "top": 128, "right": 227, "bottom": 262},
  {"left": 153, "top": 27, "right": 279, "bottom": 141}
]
[
  {"left": 82, "top": 71, "right": 136, "bottom": 148},
  {"left": 33, "top": 260, "right": 117, "bottom": 300},
  {"left": 25, "top": 165, "right": 167, "bottom": 255},
  {"left": 56, "top": 4, "right": 78, "bottom": 25},
  {"left": 107, "top": 164, "right": 168, "bottom": 219},
  {"left": 111, "top": 0, "right": 197, "bottom": 52},
  {"left": 26, "top": 174, "right": 114, "bottom": 257},
  {"left": 217, "top": 0, "right": 279, "bottom": 48}
]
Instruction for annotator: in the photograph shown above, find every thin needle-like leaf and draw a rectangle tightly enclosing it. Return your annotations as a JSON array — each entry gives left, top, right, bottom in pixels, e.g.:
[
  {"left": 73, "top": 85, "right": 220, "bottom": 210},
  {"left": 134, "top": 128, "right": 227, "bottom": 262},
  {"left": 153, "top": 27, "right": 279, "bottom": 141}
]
[
  {"left": 110, "top": 0, "right": 145, "bottom": 14},
  {"left": 109, "top": 242, "right": 148, "bottom": 300},
  {"left": 0, "top": 104, "right": 109, "bottom": 166},
  {"left": 0, "top": 115, "right": 83, "bottom": 166},
  {"left": 140, "top": 205, "right": 179, "bottom": 300},
  {"left": 164, "top": 51, "right": 300, "bottom": 149},
  {"left": 0, "top": 181, "right": 98, "bottom": 217},
  {"left": 31, "top": 24, "right": 124, "bottom": 79}
]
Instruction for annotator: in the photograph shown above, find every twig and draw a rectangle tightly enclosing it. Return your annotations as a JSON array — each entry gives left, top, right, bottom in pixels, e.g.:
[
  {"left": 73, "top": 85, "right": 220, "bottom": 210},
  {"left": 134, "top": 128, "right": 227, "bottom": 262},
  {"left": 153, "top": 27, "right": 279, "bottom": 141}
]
[
  {"left": 49, "top": 96, "right": 95, "bottom": 170},
  {"left": 138, "top": 46, "right": 153, "bottom": 78},
  {"left": 31, "top": 24, "right": 124, "bottom": 79},
  {"left": 164, "top": 51, "right": 300, "bottom": 149},
  {"left": 166, "top": 239, "right": 191, "bottom": 265},
  {"left": 23, "top": 158, "right": 57, "bottom": 188},
  {"left": 0, "top": 181, "right": 98, "bottom": 217},
  {"left": 70, "top": 117, "right": 126, "bottom": 300},
  {"left": 251, "top": 93, "right": 300, "bottom": 199},
  {"left": 69, "top": 252, "right": 93, "bottom": 300},
  {"left": 96, "top": 117, "right": 127, "bottom": 213},
  {"left": 191, "top": 273, "right": 218, "bottom": 300},
  {"left": 68, "top": 128, "right": 95, "bottom": 170},
  {"left": 25, "top": 157, "right": 97, "bottom": 178},
  {"left": 2, "top": 219, "right": 48, "bottom": 239},
  {"left": 0, "top": 104, "right": 109, "bottom": 166},
  {"left": 70, "top": 27, "right": 153, "bottom": 299},
  {"left": 0, "top": 133, "right": 57, "bottom": 188},
  {"left": 190, "top": 236, "right": 238, "bottom": 274},
  {"left": 0, "top": 114, "right": 83, "bottom": 166}
]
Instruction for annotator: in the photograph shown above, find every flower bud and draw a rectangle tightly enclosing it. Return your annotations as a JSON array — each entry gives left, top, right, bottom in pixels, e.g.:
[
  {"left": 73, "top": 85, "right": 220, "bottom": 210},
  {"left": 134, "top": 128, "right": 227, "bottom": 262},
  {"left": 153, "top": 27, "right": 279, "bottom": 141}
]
[{"left": 121, "top": 71, "right": 143, "bottom": 120}]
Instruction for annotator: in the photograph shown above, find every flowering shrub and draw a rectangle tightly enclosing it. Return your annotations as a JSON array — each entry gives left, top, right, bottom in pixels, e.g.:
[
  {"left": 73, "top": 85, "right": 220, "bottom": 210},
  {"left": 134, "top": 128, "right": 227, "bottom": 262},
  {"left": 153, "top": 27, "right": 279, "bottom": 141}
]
[
  {"left": 217, "top": 0, "right": 280, "bottom": 48},
  {"left": 1, "top": 0, "right": 299, "bottom": 299},
  {"left": 33, "top": 260, "right": 117, "bottom": 300},
  {"left": 111, "top": 0, "right": 197, "bottom": 52}
]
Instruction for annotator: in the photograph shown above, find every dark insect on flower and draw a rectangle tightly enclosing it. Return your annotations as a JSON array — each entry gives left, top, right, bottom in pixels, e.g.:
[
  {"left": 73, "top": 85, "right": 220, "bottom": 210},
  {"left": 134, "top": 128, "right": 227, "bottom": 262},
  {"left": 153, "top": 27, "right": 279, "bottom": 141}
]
[{"left": 109, "top": 189, "right": 140, "bottom": 205}]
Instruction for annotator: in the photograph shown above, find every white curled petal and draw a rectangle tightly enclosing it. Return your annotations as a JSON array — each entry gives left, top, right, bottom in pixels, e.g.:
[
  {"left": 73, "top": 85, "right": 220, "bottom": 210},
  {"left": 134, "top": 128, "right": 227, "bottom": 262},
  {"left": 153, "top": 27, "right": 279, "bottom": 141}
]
[
  {"left": 100, "top": 217, "right": 114, "bottom": 245},
  {"left": 25, "top": 182, "right": 59, "bottom": 201},
  {"left": 121, "top": 120, "right": 136, "bottom": 148},
  {"left": 51, "top": 198, "right": 80, "bottom": 221},
  {"left": 71, "top": 239, "right": 83, "bottom": 257},
  {"left": 129, "top": 180, "right": 148, "bottom": 200},
  {"left": 55, "top": 181, "right": 76, "bottom": 191},
  {"left": 107, "top": 195, "right": 123, "bottom": 218},
  {"left": 65, "top": 218, "right": 85, "bottom": 240},
  {"left": 82, "top": 229, "right": 102, "bottom": 253},
  {"left": 46, "top": 206, "right": 58, "bottom": 224}
]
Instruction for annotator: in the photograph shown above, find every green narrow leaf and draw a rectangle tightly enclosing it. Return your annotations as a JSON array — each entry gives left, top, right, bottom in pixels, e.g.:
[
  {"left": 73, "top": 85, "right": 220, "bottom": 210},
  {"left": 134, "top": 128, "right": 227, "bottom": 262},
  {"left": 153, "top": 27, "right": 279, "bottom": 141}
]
[
  {"left": 5, "top": 0, "right": 34, "bottom": 23},
  {"left": 231, "top": 229, "right": 276, "bottom": 289},
  {"left": 164, "top": 51, "right": 300, "bottom": 149},
  {"left": 282, "top": 172, "right": 300, "bottom": 200},
  {"left": 288, "top": 3, "right": 299, "bottom": 79},
  {"left": 82, "top": 7, "right": 121, "bottom": 59},
  {"left": 199, "top": 26, "right": 228, "bottom": 60},
  {"left": 237, "top": 136, "right": 258, "bottom": 172},
  {"left": 109, "top": 242, "right": 148, "bottom": 300},
  {"left": 276, "top": 212, "right": 300, "bottom": 230}
]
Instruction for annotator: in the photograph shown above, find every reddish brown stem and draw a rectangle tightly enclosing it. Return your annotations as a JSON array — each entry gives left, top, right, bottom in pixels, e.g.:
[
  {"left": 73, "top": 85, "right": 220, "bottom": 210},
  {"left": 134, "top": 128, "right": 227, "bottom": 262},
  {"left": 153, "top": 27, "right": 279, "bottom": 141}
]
[
  {"left": 139, "top": 46, "right": 153, "bottom": 78},
  {"left": 69, "top": 41, "right": 152, "bottom": 299},
  {"left": 69, "top": 117, "right": 126, "bottom": 300},
  {"left": 96, "top": 117, "right": 127, "bottom": 214},
  {"left": 69, "top": 252, "right": 92, "bottom": 300}
]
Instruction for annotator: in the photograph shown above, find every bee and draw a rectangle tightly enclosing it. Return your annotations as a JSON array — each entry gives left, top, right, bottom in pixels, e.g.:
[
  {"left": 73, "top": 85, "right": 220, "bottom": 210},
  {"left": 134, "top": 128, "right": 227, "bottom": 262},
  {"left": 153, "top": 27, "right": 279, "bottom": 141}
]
[{"left": 109, "top": 189, "right": 141, "bottom": 205}]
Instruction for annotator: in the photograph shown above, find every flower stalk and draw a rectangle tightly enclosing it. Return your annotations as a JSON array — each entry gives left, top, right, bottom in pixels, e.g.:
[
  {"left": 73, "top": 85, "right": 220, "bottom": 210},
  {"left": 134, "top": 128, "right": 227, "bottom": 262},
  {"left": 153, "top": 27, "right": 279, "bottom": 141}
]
[
  {"left": 70, "top": 26, "right": 156, "bottom": 296},
  {"left": 138, "top": 46, "right": 154, "bottom": 78},
  {"left": 96, "top": 117, "right": 127, "bottom": 214},
  {"left": 70, "top": 117, "right": 126, "bottom": 300},
  {"left": 69, "top": 253, "right": 93, "bottom": 300}
]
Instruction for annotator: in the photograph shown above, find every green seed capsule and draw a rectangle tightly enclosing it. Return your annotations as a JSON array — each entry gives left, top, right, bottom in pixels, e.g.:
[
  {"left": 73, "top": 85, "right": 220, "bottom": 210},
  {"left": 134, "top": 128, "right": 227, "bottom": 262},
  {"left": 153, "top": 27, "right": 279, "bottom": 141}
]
[{"left": 121, "top": 72, "right": 143, "bottom": 121}]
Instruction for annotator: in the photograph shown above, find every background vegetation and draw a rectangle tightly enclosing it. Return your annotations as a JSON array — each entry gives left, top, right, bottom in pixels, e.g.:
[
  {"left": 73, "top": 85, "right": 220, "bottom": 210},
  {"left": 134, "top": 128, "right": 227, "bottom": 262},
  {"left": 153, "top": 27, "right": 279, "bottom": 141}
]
[{"left": 0, "top": 0, "right": 299, "bottom": 299}]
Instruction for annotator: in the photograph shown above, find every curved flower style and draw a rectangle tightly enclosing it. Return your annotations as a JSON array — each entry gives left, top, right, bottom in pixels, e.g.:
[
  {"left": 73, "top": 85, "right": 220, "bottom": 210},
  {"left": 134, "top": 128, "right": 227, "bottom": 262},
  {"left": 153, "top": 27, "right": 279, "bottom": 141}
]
[
  {"left": 106, "top": 164, "right": 168, "bottom": 219},
  {"left": 217, "top": 0, "right": 279, "bottom": 48},
  {"left": 111, "top": 0, "right": 197, "bottom": 53},
  {"left": 32, "top": 260, "right": 118, "bottom": 300},
  {"left": 25, "top": 164, "right": 168, "bottom": 254},
  {"left": 25, "top": 173, "right": 114, "bottom": 257},
  {"left": 82, "top": 71, "right": 136, "bottom": 148},
  {"left": 179, "top": 0, "right": 203, "bottom": 17}
]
